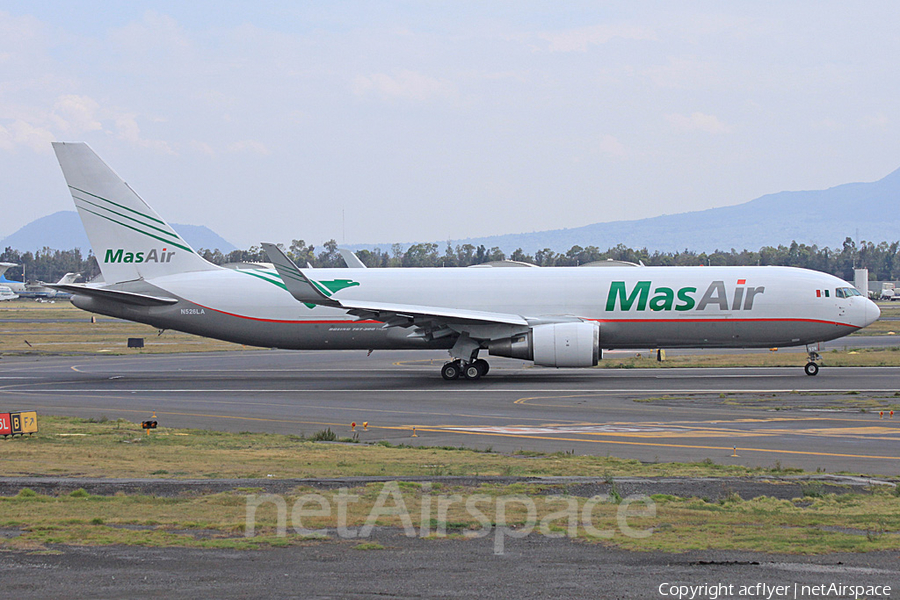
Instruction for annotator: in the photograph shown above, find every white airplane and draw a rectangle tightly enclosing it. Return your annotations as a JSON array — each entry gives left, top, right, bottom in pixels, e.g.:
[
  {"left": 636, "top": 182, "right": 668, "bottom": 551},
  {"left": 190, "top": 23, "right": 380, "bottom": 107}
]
[
  {"left": 49, "top": 142, "right": 880, "bottom": 379},
  {"left": 21, "top": 273, "right": 80, "bottom": 299},
  {"left": 0, "top": 263, "right": 26, "bottom": 293},
  {"left": 0, "top": 285, "right": 19, "bottom": 301}
]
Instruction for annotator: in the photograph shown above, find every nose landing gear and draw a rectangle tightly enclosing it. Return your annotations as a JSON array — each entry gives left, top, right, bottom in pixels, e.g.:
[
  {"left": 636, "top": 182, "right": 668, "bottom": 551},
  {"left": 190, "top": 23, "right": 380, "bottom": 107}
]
[{"left": 805, "top": 343, "right": 822, "bottom": 376}]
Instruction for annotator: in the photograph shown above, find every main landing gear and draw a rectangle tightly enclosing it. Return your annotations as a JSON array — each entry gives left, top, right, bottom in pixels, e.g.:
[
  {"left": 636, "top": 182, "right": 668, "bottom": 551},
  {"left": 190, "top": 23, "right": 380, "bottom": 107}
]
[
  {"left": 441, "top": 359, "right": 490, "bottom": 381},
  {"left": 805, "top": 344, "right": 822, "bottom": 376}
]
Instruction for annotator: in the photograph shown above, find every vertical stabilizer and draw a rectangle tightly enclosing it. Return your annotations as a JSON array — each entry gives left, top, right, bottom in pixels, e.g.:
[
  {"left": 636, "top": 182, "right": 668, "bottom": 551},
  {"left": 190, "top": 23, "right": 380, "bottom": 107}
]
[
  {"left": 52, "top": 142, "right": 219, "bottom": 283},
  {"left": 0, "top": 263, "right": 17, "bottom": 279}
]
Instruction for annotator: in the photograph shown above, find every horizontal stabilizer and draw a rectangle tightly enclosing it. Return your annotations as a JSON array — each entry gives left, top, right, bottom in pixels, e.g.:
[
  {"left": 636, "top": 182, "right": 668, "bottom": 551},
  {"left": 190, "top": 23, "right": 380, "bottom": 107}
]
[{"left": 48, "top": 284, "right": 178, "bottom": 306}]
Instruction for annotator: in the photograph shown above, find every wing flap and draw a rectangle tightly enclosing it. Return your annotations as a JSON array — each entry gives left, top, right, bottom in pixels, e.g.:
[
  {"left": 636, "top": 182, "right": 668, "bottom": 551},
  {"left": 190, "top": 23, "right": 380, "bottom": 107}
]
[{"left": 340, "top": 299, "right": 528, "bottom": 327}]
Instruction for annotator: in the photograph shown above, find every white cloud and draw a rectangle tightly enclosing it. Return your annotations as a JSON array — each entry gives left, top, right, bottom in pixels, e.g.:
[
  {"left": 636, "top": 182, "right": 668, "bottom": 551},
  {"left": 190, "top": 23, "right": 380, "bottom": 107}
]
[
  {"left": 666, "top": 112, "right": 732, "bottom": 134},
  {"left": 189, "top": 140, "right": 216, "bottom": 156},
  {"left": 353, "top": 70, "right": 456, "bottom": 103},
  {"left": 115, "top": 114, "right": 175, "bottom": 154},
  {"left": 0, "top": 124, "right": 13, "bottom": 151},
  {"left": 538, "top": 24, "right": 656, "bottom": 53},
  {"left": 0, "top": 120, "right": 55, "bottom": 152},
  {"left": 50, "top": 95, "right": 103, "bottom": 134},
  {"left": 227, "top": 140, "right": 270, "bottom": 155}
]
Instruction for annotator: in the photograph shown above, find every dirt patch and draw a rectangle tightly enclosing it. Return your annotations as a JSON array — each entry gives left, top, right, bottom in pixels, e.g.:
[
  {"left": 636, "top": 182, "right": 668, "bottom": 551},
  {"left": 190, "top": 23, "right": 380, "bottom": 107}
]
[{"left": 1, "top": 474, "right": 891, "bottom": 500}]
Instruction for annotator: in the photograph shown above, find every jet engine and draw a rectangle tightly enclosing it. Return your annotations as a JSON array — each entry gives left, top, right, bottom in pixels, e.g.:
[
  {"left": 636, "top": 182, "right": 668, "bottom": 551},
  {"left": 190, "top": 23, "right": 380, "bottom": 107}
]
[{"left": 488, "top": 322, "right": 600, "bottom": 367}]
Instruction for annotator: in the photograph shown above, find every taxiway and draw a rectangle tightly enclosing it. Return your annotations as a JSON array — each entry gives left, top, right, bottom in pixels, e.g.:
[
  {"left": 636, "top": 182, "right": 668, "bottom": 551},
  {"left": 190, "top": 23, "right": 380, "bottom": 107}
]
[{"left": 2, "top": 350, "right": 898, "bottom": 474}]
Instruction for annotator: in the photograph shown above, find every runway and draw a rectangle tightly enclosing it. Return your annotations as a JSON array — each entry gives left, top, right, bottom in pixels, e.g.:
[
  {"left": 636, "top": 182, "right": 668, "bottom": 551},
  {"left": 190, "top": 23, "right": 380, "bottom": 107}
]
[{"left": 2, "top": 349, "right": 899, "bottom": 475}]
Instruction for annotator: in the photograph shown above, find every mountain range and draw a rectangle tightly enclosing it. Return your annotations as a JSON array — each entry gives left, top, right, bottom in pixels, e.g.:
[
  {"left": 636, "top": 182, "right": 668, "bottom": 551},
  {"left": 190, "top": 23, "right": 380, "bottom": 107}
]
[
  {"left": 1, "top": 211, "right": 236, "bottom": 254},
  {"left": 435, "top": 166, "right": 900, "bottom": 253}
]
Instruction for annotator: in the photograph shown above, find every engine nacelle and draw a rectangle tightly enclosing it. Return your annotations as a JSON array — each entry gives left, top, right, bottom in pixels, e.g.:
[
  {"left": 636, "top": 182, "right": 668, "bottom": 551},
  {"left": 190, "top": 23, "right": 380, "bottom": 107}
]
[{"left": 488, "top": 322, "right": 600, "bottom": 368}]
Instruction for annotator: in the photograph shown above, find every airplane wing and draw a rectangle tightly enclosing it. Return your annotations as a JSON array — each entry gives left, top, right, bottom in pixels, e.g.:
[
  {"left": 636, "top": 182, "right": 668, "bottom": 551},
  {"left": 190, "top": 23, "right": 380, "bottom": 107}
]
[
  {"left": 48, "top": 284, "right": 179, "bottom": 307},
  {"left": 262, "top": 243, "right": 529, "bottom": 335}
]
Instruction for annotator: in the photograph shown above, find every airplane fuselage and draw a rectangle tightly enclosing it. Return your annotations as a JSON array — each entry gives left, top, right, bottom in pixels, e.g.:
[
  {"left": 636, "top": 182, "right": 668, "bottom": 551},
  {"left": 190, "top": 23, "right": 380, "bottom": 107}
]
[{"left": 71, "top": 264, "right": 876, "bottom": 352}]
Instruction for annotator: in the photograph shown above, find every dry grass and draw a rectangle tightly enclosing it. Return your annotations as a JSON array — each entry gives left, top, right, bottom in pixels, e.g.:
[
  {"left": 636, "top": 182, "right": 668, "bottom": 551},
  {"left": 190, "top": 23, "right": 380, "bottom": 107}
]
[
  {"left": 0, "top": 299, "right": 254, "bottom": 354},
  {"left": 3, "top": 416, "right": 773, "bottom": 480}
]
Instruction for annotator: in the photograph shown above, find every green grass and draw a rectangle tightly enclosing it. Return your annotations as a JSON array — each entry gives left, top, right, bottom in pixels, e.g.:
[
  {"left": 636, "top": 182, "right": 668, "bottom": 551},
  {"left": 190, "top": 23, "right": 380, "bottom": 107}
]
[
  {"left": 2, "top": 482, "right": 898, "bottom": 555},
  {"left": 352, "top": 542, "right": 385, "bottom": 550}
]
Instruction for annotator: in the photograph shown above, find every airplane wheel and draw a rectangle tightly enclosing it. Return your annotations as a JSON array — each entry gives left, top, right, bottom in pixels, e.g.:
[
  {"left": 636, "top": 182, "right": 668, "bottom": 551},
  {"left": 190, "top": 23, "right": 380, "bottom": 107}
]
[
  {"left": 441, "top": 360, "right": 461, "bottom": 380},
  {"left": 473, "top": 359, "right": 489, "bottom": 376},
  {"left": 463, "top": 362, "right": 483, "bottom": 380},
  {"left": 804, "top": 362, "right": 819, "bottom": 376}
]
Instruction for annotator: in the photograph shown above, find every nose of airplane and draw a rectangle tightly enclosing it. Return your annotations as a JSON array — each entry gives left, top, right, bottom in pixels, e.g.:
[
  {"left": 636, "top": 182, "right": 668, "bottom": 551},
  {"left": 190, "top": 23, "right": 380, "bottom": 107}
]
[{"left": 865, "top": 298, "right": 881, "bottom": 327}]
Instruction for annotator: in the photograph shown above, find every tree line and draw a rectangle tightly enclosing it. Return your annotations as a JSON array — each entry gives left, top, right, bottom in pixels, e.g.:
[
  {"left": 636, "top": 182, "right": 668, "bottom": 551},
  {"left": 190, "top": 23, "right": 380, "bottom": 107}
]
[
  {"left": 3, "top": 237, "right": 899, "bottom": 284},
  {"left": 199, "top": 236, "right": 900, "bottom": 282}
]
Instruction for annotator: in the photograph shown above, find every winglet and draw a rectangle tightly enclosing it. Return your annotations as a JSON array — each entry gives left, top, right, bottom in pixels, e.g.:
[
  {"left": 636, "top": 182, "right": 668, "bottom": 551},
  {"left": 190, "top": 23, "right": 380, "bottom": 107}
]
[
  {"left": 338, "top": 248, "right": 367, "bottom": 269},
  {"left": 261, "top": 243, "right": 341, "bottom": 307}
]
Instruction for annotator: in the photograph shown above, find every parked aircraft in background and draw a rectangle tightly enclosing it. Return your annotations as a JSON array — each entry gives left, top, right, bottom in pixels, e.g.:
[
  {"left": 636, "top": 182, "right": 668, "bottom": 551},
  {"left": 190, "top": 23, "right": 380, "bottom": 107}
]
[
  {"left": 0, "top": 263, "right": 26, "bottom": 293},
  {"left": 19, "top": 273, "right": 79, "bottom": 299},
  {"left": 0, "top": 285, "right": 18, "bottom": 301},
  {"left": 50, "top": 142, "right": 880, "bottom": 379}
]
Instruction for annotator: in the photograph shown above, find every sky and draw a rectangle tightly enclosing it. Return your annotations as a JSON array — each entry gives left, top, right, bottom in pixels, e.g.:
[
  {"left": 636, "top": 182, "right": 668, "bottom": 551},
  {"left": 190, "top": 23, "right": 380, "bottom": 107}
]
[{"left": 1, "top": 1, "right": 899, "bottom": 250}]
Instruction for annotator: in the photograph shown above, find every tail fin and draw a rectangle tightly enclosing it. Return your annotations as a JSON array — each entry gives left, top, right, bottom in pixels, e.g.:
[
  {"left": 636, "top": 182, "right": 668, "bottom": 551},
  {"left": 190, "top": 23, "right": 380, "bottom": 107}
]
[{"left": 52, "top": 142, "right": 219, "bottom": 284}]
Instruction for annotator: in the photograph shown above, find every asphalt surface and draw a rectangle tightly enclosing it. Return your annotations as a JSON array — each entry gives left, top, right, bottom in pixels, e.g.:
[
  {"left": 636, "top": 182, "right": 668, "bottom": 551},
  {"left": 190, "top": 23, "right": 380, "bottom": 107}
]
[
  {"left": 654, "top": 333, "right": 899, "bottom": 355},
  {"left": 3, "top": 534, "right": 898, "bottom": 600},
  {"left": 2, "top": 348, "right": 899, "bottom": 475}
]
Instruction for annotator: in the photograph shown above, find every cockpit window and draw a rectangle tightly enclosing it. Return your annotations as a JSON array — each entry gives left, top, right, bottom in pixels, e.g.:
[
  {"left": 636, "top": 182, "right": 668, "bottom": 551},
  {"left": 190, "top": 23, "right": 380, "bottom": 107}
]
[{"left": 835, "top": 287, "right": 862, "bottom": 299}]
